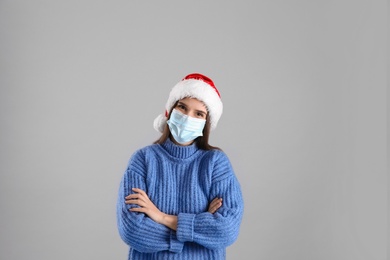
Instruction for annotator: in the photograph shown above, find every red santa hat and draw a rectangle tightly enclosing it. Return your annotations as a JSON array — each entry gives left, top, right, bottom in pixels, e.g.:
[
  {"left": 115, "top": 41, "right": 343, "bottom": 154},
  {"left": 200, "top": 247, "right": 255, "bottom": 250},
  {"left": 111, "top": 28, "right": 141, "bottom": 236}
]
[{"left": 153, "top": 73, "right": 223, "bottom": 133}]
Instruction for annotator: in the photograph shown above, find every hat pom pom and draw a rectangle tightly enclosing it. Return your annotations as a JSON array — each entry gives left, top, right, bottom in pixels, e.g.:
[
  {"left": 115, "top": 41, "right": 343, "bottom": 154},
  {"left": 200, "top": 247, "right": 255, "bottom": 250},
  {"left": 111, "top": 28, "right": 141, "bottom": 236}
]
[{"left": 153, "top": 114, "right": 167, "bottom": 133}]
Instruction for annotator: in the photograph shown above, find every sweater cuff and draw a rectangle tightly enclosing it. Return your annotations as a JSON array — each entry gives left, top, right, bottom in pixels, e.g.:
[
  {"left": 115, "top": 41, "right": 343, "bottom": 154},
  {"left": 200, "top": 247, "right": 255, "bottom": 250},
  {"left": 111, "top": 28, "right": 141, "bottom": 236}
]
[
  {"left": 169, "top": 230, "right": 184, "bottom": 253},
  {"left": 176, "top": 213, "right": 195, "bottom": 242}
]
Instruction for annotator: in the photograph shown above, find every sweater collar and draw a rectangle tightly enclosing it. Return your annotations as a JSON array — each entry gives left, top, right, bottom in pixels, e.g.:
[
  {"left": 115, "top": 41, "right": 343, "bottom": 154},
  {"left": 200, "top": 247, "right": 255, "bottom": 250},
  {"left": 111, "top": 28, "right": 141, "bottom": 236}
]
[{"left": 161, "top": 137, "right": 199, "bottom": 159}]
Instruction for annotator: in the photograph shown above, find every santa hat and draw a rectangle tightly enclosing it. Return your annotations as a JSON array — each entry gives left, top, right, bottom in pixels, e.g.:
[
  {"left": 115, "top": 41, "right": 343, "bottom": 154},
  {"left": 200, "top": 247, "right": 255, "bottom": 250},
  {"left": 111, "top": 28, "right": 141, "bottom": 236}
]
[{"left": 153, "top": 73, "right": 223, "bottom": 133}]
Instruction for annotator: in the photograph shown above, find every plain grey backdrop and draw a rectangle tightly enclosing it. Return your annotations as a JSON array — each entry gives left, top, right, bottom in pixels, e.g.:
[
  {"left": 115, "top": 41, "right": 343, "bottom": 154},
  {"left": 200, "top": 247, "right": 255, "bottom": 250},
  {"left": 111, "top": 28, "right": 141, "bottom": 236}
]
[{"left": 0, "top": 1, "right": 387, "bottom": 259}]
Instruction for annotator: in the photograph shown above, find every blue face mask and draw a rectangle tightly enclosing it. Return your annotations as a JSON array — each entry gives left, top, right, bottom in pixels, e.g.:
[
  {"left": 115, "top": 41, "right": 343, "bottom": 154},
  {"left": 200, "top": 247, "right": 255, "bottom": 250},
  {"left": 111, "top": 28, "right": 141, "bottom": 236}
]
[{"left": 167, "top": 109, "right": 206, "bottom": 144}]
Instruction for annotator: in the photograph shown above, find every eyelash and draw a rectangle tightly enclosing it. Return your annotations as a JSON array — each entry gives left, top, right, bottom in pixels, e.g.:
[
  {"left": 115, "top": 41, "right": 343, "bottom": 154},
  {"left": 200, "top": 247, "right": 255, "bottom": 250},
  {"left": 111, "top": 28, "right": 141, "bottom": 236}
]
[{"left": 177, "top": 104, "right": 186, "bottom": 110}]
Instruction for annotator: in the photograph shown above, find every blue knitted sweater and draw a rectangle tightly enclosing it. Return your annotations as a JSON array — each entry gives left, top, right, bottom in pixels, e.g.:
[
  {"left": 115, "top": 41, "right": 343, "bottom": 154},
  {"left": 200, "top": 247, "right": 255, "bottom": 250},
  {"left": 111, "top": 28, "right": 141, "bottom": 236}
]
[{"left": 117, "top": 138, "right": 244, "bottom": 260}]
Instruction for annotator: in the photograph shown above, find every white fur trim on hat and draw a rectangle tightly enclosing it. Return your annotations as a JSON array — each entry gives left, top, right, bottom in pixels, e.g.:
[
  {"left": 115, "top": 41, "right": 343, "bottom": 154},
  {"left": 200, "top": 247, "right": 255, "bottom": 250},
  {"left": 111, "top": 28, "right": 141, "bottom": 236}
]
[
  {"left": 153, "top": 77, "right": 223, "bottom": 133},
  {"left": 153, "top": 113, "right": 167, "bottom": 133}
]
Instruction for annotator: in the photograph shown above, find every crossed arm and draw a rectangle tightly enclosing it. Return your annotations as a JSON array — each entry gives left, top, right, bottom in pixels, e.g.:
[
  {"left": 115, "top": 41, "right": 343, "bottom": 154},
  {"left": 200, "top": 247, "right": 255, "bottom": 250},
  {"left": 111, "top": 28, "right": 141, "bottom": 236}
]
[
  {"left": 117, "top": 150, "right": 243, "bottom": 252},
  {"left": 125, "top": 188, "right": 223, "bottom": 230}
]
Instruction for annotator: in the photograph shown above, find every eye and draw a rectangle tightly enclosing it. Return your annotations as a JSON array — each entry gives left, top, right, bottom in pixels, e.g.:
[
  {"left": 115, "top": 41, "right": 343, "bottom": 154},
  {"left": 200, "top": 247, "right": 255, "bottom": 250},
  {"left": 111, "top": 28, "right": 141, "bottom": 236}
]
[
  {"left": 177, "top": 104, "right": 186, "bottom": 111},
  {"left": 197, "top": 112, "right": 206, "bottom": 118}
]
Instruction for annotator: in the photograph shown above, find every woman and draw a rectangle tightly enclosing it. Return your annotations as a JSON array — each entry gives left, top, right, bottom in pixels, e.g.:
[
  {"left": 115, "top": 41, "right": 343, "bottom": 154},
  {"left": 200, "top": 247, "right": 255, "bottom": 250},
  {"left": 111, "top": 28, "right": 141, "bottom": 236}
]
[{"left": 117, "top": 73, "right": 244, "bottom": 259}]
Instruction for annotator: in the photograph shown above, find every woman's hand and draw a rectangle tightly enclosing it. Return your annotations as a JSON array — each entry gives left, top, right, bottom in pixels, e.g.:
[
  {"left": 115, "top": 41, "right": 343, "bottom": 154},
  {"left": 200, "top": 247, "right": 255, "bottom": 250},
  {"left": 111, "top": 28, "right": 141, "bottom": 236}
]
[
  {"left": 208, "top": 197, "right": 223, "bottom": 214},
  {"left": 125, "top": 188, "right": 164, "bottom": 224}
]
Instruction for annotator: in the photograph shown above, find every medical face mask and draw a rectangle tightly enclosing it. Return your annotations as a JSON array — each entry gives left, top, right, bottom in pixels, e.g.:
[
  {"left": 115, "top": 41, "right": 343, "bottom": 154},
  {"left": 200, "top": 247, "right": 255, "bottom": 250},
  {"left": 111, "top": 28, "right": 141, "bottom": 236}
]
[{"left": 167, "top": 109, "right": 206, "bottom": 144}]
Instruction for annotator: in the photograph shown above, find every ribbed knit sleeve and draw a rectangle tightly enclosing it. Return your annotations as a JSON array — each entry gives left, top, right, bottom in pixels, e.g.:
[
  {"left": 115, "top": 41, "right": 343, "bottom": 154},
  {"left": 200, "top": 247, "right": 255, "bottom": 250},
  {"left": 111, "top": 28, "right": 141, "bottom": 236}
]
[
  {"left": 175, "top": 151, "right": 244, "bottom": 249},
  {"left": 116, "top": 149, "right": 184, "bottom": 253}
]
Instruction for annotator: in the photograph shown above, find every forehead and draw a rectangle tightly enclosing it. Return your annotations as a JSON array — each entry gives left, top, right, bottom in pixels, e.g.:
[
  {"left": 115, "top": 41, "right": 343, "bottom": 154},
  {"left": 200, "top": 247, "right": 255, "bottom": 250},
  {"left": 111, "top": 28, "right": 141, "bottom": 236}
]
[{"left": 178, "top": 98, "right": 207, "bottom": 112}]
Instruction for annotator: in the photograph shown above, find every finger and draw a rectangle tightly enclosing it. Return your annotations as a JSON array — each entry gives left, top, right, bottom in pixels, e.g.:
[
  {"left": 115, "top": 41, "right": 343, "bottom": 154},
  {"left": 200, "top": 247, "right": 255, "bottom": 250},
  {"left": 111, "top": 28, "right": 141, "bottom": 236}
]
[
  {"left": 125, "top": 194, "right": 140, "bottom": 199},
  {"left": 212, "top": 197, "right": 222, "bottom": 204},
  {"left": 208, "top": 207, "right": 217, "bottom": 214},
  {"left": 208, "top": 204, "right": 217, "bottom": 213},
  {"left": 130, "top": 189, "right": 148, "bottom": 201},
  {"left": 125, "top": 194, "right": 147, "bottom": 203},
  {"left": 209, "top": 198, "right": 218, "bottom": 207},
  {"left": 125, "top": 199, "right": 142, "bottom": 205},
  {"left": 209, "top": 202, "right": 222, "bottom": 213},
  {"left": 213, "top": 197, "right": 222, "bottom": 204},
  {"left": 213, "top": 201, "right": 222, "bottom": 209},
  {"left": 132, "top": 188, "right": 146, "bottom": 196},
  {"left": 211, "top": 197, "right": 221, "bottom": 203},
  {"left": 126, "top": 199, "right": 147, "bottom": 208},
  {"left": 210, "top": 198, "right": 222, "bottom": 208},
  {"left": 208, "top": 202, "right": 218, "bottom": 211},
  {"left": 130, "top": 207, "right": 146, "bottom": 213},
  {"left": 208, "top": 198, "right": 223, "bottom": 213}
]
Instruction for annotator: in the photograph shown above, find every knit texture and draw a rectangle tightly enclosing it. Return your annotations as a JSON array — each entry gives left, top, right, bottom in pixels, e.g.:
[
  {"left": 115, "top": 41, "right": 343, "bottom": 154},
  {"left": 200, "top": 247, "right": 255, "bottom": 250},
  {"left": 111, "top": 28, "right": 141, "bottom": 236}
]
[{"left": 117, "top": 138, "right": 244, "bottom": 260}]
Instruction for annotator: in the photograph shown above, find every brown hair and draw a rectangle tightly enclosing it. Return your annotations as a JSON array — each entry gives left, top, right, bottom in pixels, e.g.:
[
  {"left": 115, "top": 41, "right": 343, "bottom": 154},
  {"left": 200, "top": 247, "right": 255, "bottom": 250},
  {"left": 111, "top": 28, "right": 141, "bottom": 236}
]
[{"left": 154, "top": 101, "right": 221, "bottom": 151}]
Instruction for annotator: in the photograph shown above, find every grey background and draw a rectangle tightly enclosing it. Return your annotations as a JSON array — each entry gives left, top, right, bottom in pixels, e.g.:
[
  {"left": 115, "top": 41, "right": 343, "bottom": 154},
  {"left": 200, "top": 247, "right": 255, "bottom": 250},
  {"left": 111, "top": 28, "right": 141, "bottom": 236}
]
[{"left": 0, "top": 1, "right": 387, "bottom": 260}]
